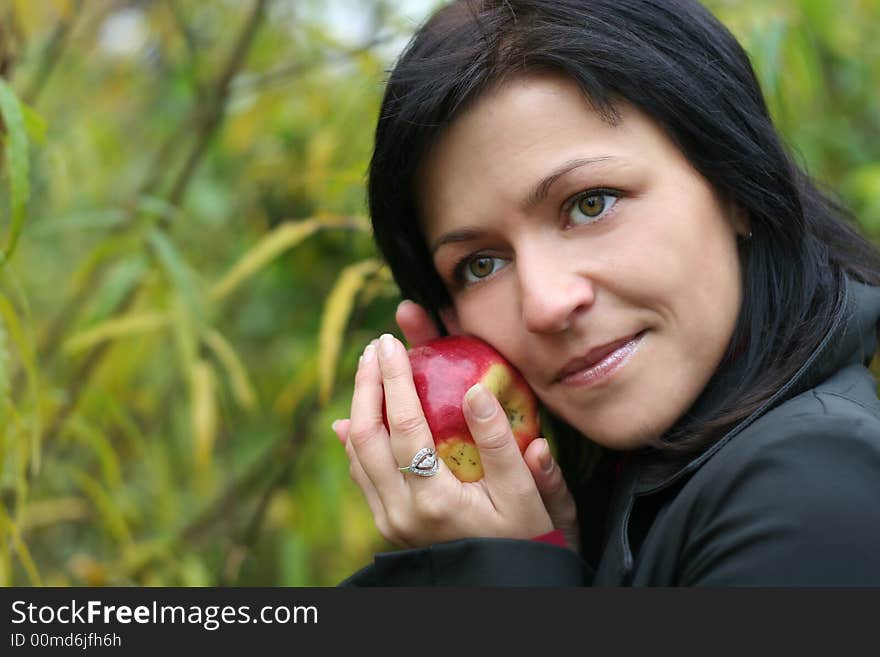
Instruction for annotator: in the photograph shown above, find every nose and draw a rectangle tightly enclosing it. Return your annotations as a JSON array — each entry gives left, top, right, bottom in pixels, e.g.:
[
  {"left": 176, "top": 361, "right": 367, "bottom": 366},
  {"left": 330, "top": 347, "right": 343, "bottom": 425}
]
[{"left": 516, "top": 242, "right": 596, "bottom": 334}]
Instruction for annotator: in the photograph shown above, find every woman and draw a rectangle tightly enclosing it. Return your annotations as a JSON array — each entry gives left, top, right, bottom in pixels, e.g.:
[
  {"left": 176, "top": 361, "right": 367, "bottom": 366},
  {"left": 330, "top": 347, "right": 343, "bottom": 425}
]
[{"left": 333, "top": 0, "right": 880, "bottom": 585}]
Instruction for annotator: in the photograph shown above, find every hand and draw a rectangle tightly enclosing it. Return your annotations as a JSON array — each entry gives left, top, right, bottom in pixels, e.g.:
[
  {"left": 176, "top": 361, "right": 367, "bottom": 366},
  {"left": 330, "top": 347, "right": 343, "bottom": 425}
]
[{"left": 333, "top": 300, "right": 581, "bottom": 552}]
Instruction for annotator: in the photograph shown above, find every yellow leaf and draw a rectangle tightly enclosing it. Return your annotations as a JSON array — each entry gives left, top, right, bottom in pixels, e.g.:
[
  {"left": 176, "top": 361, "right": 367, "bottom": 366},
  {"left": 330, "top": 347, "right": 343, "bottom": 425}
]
[
  {"left": 0, "top": 293, "right": 38, "bottom": 398},
  {"left": 0, "top": 505, "right": 42, "bottom": 586},
  {"left": 0, "top": 293, "right": 41, "bottom": 475},
  {"left": 63, "top": 311, "right": 169, "bottom": 355},
  {"left": 318, "top": 259, "right": 384, "bottom": 405},
  {"left": 190, "top": 360, "right": 218, "bottom": 467},
  {"left": 201, "top": 327, "right": 258, "bottom": 411},
  {"left": 358, "top": 264, "right": 396, "bottom": 308},
  {"left": 171, "top": 295, "right": 198, "bottom": 374},
  {"left": 21, "top": 497, "right": 90, "bottom": 531},
  {"left": 209, "top": 215, "right": 369, "bottom": 301}
]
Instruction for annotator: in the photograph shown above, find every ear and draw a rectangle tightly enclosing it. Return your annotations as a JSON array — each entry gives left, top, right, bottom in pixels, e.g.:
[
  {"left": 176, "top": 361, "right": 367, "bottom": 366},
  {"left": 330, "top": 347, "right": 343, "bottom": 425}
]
[{"left": 438, "top": 306, "right": 463, "bottom": 335}]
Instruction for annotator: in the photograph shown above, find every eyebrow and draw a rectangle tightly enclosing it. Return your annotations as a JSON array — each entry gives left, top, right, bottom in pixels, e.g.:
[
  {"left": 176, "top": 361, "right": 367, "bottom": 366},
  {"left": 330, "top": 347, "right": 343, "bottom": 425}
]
[
  {"left": 524, "top": 156, "right": 615, "bottom": 210},
  {"left": 430, "top": 155, "right": 617, "bottom": 254}
]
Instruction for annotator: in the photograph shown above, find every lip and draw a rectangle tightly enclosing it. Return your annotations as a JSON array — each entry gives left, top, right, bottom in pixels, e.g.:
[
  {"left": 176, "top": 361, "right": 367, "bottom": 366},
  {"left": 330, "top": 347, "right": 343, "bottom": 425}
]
[{"left": 555, "top": 331, "right": 646, "bottom": 386}]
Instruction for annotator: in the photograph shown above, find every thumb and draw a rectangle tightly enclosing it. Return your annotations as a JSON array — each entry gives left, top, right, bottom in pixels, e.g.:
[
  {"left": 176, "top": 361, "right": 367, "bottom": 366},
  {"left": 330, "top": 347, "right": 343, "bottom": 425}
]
[
  {"left": 462, "top": 383, "right": 530, "bottom": 482},
  {"left": 527, "top": 438, "right": 580, "bottom": 552}
]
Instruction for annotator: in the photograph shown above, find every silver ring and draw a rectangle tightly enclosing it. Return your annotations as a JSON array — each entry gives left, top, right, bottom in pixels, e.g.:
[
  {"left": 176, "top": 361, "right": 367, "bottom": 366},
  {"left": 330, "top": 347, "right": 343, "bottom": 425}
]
[{"left": 399, "top": 447, "right": 440, "bottom": 477}]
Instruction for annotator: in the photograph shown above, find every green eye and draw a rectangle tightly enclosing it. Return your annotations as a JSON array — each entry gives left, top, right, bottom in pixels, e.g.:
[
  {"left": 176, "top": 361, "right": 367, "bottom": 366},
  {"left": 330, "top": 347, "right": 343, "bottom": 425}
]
[
  {"left": 578, "top": 194, "right": 605, "bottom": 217},
  {"left": 468, "top": 256, "right": 496, "bottom": 278},
  {"left": 455, "top": 255, "right": 508, "bottom": 286},
  {"left": 569, "top": 191, "right": 619, "bottom": 225}
]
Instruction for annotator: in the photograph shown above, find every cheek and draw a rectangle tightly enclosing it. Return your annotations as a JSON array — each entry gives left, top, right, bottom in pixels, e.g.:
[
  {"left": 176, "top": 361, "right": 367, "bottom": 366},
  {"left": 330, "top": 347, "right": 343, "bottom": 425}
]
[
  {"left": 656, "top": 215, "right": 742, "bottom": 363},
  {"left": 627, "top": 190, "right": 739, "bottom": 299},
  {"left": 454, "top": 282, "right": 525, "bottom": 356}
]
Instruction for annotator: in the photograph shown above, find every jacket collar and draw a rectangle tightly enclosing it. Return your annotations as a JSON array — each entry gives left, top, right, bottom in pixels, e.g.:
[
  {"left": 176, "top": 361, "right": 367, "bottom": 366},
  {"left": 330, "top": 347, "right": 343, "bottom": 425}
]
[{"left": 632, "top": 276, "right": 880, "bottom": 496}]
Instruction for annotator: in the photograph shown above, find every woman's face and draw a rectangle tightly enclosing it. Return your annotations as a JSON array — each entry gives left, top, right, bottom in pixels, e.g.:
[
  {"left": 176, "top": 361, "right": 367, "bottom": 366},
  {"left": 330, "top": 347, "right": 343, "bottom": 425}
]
[{"left": 417, "top": 73, "right": 749, "bottom": 451}]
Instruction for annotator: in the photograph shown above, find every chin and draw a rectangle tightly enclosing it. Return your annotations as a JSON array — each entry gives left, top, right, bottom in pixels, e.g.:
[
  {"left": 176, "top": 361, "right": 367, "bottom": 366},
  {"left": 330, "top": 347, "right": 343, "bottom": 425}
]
[
  {"left": 587, "top": 425, "right": 660, "bottom": 452},
  {"left": 562, "top": 404, "right": 669, "bottom": 452}
]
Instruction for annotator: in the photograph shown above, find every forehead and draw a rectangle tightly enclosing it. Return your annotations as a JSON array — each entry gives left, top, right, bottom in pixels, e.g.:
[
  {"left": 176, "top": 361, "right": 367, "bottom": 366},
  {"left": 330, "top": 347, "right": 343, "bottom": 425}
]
[
  {"left": 414, "top": 73, "right": 674, "bottom": 236},
  {"left": 419, "top": 73, "right": 611, "bottom": 180}
]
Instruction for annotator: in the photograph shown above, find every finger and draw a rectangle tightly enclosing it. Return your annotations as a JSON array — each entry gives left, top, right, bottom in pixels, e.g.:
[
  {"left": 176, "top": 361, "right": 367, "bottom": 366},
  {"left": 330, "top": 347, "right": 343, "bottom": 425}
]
[
  {"left": 331, "top": 418, "right": 350, "bottom": 445},
  {"left": 525, "top": 438, "right": 580, "bottom": 551},
  {"left": 348, "top": 341, "right": 408, "bottom": 505},
  {"left": 375, "top": 333, "right": 440, "bottom": 476},
  {"left": 341, "top": 421, "right": 393, "bottom": 540},
  {"left": 462, "top": 382, "right": 532, "bottom": 489},
  {"left": 396, "top": 300, "right": 441, "bottom": 347}
]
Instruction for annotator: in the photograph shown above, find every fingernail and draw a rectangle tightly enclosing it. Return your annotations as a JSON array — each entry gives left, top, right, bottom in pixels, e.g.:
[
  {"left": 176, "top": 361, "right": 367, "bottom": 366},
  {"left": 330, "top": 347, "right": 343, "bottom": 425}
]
[
  {"left": 539, "top": 439, "right": 553, "bottom": 473},
  {"left": 397, "top": 299, "right": 414, "bottom": 312},
  {"left": 379, "top": 333, "right": 396, "bottom": 358},
  {"left": 362, "top": 343, "right": 376, "bottom": 363},
  {"left": 466, "top": 383, "right": 495, "bottom": 419},
  {"left": 331, "top": 420, "right": 343, "bottom": 441}
]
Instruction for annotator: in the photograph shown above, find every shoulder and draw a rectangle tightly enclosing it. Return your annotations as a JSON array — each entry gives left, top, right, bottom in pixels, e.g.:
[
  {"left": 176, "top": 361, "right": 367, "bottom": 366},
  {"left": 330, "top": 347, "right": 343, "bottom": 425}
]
[
  {"left": 674, "top": 372, "right": 880, "bottom": 585},
  {"left": 705, "top": 361, "right": 880, "bottom": 476},
  {"left": 713, "top": 379, "right": 879, "bottom": 475}
]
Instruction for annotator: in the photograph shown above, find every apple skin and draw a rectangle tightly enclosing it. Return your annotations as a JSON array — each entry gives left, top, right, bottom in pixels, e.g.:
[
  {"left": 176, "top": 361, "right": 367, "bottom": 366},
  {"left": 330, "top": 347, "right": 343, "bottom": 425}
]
[{"left": 384, "top": 335, "right": 541, "bottom": 482}]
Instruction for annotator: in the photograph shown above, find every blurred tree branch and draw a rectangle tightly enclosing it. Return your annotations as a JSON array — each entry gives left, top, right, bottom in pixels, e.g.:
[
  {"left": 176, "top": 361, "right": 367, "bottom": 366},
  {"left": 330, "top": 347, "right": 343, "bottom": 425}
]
[
  {"left": 236, "top": 33, "right": 396, "bottom": 93},
  {"left": 164, "top": 0, "right": 202, "bottom": 84},
  {"left": 165, "top": 0, "right": 270, "bottom": 209},
  {"left": 29, "top": 0, "right": 272, "bottom": 484},
  {"left": 114, "top": 390, "right": 322, "bottom": 584},
  {"left": 217, "top": 399, "right": 319, "bottom": 585},
  {"left": 0, "top": 3, "right": 23, "bottom": 79},
  {"left": 23, "top": 0, "right": 85, "bottom": 105}
]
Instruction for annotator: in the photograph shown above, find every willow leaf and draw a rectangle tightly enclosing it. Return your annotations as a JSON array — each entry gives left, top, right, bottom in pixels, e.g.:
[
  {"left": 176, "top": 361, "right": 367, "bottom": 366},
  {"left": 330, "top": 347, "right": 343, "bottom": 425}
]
[
  {"left": 148, "top": 228, "right": 204, "bottom": 320},
  {"left": 81, "top": 255, "right": 149, "bottom": 326},
  {"left": 68, "top": 234, "right": 144, "bottom": 298},
  {"left": 0, "top": 505, "right": 42, "bottom": 586},
  {"left": 66, "top": 416, "right": 124, "bottom": 491},
  {"left": 68, "top": 467, "right": 133, "bottom": 549},
  {"left": 190, "top": 359, "right": 218, "bottom": 467},
  {"left": 357, "top": 264, "right": 395, "bottom": 308},
  {"left": 201, "top": 327, "right": 257, "bottom": 411},
  {"left": 0, "top": 80, "right": 30, "bottom": 265},
  {"left": 21, "top": 497, "right": 90, "bottom": 531},
  {"left": 209, "top": 215, "right": 368, "bottom": 302},
  {"left": 0, "top": 307, "right": 8, "bottom": 411},
  {"left": 318, "top": 258, "right": 383, "bottom": 405},
  {"left": 20, "top": 102, "right": 47, "bottom": 145},
  {"left": 0, "top": 309, "right": 8, "bottom": 475},
  {"left": 63, "top": 311, "right": 170, "bottom": 355}
]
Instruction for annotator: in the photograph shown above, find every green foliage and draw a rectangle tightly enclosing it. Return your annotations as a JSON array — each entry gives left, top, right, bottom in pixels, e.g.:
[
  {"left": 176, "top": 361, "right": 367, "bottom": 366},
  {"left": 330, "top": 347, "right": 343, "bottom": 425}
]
[
  {"left": 708, "top": 0, "right": 880, "bottom": 236},
  {"left": 0, "top": 0, "right": 876, "bottom": 586},
  {"left": 0, "top": 79, "right": 31, "bottom": 265}
]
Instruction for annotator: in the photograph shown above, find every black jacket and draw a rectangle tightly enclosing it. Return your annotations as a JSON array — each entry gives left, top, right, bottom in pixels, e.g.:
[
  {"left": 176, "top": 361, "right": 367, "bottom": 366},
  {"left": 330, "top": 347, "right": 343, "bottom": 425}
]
[{"left": 341, "top": 278, "right": 880, "bottom": 586}]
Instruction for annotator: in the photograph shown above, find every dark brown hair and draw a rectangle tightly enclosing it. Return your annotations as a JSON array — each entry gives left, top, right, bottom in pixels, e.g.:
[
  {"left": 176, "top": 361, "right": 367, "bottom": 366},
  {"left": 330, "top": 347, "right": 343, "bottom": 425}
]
[{"left": 367, "top": 0, "right": 880, "bottom": 487}]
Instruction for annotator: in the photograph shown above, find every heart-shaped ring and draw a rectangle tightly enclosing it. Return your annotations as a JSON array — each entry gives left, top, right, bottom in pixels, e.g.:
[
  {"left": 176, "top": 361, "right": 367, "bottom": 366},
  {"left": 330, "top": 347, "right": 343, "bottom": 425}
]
[{"left": 399, "top": 447, "right": 440, "bottom": 477}]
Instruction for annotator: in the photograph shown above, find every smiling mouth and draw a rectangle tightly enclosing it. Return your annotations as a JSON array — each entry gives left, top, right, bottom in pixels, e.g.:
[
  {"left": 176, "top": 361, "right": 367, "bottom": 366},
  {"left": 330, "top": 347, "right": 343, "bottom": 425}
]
[{"left": 556, "top": 330, "right": 646, "bottom": 387}]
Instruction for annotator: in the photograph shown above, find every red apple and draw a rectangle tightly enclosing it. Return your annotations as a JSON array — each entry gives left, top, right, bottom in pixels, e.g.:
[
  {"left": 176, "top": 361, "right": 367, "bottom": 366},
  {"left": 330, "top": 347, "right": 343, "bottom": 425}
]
[{"left": 384, "top": 335, "right": 541, "bottom": 482}]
